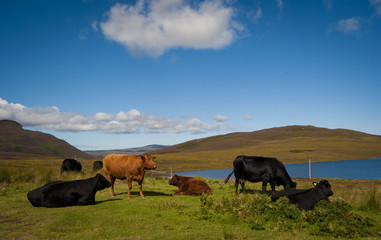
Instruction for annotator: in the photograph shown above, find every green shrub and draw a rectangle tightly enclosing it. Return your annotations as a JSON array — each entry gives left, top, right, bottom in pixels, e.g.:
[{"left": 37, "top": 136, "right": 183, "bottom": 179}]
[
  {"left": 198, "top": 194, "right": 378, "bottom": 238},
  {"left": 305, "top": 200, "right": 376, "bottom": 238}
]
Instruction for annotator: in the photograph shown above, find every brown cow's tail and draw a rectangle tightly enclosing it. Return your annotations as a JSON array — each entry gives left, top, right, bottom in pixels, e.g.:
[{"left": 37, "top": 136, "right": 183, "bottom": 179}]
[
  {"left": 224, "top": 170, "right": 234, "bottom": 184},
  {"left": 97, "top": 168, "right": 104, "bottom": 174}
]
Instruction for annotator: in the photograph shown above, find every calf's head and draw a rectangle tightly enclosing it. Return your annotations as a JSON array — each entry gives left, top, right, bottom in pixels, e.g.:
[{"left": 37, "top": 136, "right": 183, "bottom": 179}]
[
  {"left": 313, "top": 180, "right": 333, "bottom": 197},
  {"left": 169, "top": 174, "right": 181, "bottom": 186},
  {"left": 141, "top": 154, "right": 157, "bottom": 170}
]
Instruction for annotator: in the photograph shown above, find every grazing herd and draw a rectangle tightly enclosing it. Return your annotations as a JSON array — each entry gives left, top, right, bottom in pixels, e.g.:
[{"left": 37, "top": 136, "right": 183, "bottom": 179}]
[{"left": 27, "top": 154, "right": 333, "bottom": 211}]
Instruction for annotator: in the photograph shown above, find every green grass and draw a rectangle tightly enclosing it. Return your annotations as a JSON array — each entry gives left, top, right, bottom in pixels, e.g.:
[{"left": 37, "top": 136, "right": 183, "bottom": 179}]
[
  {"left": 289, "top": 150, "right": 314, "bottom": 153},
  {"left": 177, "top": 135, "right": 225, "bottom": 150},
  {"left": 1, "top": 167, "right": 380, "bottom": 240}
]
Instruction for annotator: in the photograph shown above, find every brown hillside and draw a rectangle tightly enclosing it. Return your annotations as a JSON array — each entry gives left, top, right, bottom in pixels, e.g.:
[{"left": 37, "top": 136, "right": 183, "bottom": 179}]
[
  {"left": 0, "top": 120, "right": 95, "bottom": 160},
  {"left": 151, "top": 125, "right": 381, "bottom": 172}
]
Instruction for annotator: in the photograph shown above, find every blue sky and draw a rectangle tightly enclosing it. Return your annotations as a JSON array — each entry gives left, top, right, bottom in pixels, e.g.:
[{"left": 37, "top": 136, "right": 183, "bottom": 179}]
[{"left": 1, "top": 0, "right": 381, "bottom": 150}]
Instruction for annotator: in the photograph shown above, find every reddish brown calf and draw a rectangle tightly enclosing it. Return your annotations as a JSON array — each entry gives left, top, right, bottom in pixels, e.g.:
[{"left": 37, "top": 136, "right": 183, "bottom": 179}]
[{"left": 169, "top": 174, "right": 212, "bottom": 196}]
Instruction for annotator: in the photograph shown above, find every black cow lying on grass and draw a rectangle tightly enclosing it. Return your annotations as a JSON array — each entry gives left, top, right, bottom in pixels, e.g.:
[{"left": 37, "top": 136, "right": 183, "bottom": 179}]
[
  {"left": 27, "top": 174, "right": 111, "bottom": 208},
  {"left": 271, "top": 180, "right": 333, "bottom": 210}
]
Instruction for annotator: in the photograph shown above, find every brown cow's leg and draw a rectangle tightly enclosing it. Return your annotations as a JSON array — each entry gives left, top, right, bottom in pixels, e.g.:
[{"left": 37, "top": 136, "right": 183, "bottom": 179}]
[
  {"left": 127, "top": 177, "right": 132, "bottom": 199},
  {"left": 138, "top": 181, "right": 145, "bottom": 198},
  {"left": 109, "top": 176, "right": 116, "bottom": 197},
  {"left": 105, "top": 173, "right": 116, "bottom": 197},
  {"left": 174, "top": 191, "right": 186, "bottom": 195}
]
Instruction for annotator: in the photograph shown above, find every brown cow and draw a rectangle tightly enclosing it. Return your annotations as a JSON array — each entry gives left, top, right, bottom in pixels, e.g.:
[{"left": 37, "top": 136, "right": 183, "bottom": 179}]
[
  {"left": 100, "top": 153, "right": 157, "bottom": 199},
  {"left": 169, "top": 174, "right": 212, "bottom": 196}
]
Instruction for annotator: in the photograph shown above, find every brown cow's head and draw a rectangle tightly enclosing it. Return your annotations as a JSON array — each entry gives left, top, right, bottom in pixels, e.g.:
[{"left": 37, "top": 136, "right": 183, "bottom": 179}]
[
  {"left": 141, "top": 154, "right": 157, "bottom": 170},
  {"left": 169, "top": 174, "right": 181, "bottom": 186}
]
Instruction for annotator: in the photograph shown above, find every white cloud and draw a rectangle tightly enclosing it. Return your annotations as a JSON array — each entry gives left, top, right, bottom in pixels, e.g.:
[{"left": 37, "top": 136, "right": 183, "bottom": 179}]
[
  {"left": 0, "top": 97, "right": 232, "bottom": 135},
  {"left": 91, "top": 20, "right": 98, "bottom": 31},
  {"left": 213, "top": 114, "right": 229, "bottom": 122},
  {"left": 94, "top": 112, "right": 113, "bottom": 121},
  {"left": 116, "top": 109, "right": 141, "bottom": 121},
  {"left": 245, "top": 115, "right": 253, "bottom": 120},
  {"left": 329, "top": 17, "right": 361, "bottom": 34},
  {"left": 276, "top": 0, "right": 283, "bottom": 9},
  {"left": 247, "top": 7, "right": 262, "bottom": 24},
  {"left": 323, "top": 0, "right": 333, "bottom": 11},
  {"left": 100, "top": 0, "right": 240, "bottom": 57},
  {"left": 370, "top": 0, "right": 381, "bottom": 16}
]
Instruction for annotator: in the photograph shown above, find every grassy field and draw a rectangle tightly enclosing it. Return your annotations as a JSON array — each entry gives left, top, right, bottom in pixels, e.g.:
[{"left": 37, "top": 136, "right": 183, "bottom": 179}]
[{"left": 1, "top": 159, "right": 381, "bottom": 240}]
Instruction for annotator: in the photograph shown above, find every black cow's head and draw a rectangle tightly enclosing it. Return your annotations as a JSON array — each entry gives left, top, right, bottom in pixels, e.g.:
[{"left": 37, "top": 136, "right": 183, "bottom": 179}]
[
  {"left": 313, "top": 180, "right": 333, "bottom": 197},
  {"left": 96, "top": 174, "right": 111, "bottom": 190}
]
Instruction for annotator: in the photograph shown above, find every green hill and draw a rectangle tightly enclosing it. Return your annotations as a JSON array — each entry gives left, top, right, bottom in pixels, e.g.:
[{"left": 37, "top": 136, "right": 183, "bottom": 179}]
[
  {"left": 152, "top": 125, "right": 381, "bottom": 172},
  {"left": 0, "top": 120, "right": 95, "bottom": 159},
  {"left": 85, "top": 144, "right": 168, "bottom": 156}
]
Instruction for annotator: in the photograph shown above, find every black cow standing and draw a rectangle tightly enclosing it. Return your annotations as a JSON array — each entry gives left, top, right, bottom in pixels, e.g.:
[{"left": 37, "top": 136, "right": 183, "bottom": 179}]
[
  {"left": 271, "top": 180, "right": 333, "bottom": 210},
  {"left": 224, "top": 155, "right": 297, "bottom": 194},
  {"left": 61, "top": 159, "right": 82, "bottom": 173},
  {"left": 27, "top": 174, "right": 111, "bottom": 208},
  {"left": 92, "top": 161, "right": 103, "bottom": 172}
]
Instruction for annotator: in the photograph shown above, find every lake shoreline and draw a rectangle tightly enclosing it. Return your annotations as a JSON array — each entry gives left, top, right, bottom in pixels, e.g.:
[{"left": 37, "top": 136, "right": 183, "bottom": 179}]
[{"left": 173, "top": 158, "right": 381, "bottom": 180}]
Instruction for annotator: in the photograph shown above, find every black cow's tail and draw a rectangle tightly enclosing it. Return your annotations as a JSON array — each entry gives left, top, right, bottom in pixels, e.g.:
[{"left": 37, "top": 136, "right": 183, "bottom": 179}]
[{"left": 224, "top": 170, "right": 234, "bottom": 184}]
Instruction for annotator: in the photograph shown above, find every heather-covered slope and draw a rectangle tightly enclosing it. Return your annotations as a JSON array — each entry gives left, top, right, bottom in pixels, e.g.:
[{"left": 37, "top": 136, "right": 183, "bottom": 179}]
[
  {"left": 0, "top": 120, "right": 95, "bottom": 159},
  {"left": 152, "top": 125, "right": 381, "bottom": 172}
]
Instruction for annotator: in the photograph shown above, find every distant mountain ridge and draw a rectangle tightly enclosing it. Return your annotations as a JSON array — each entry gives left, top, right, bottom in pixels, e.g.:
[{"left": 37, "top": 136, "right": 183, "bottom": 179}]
[
  {"left": 150, "top": 125, "right": 381, "bottom": 171},
  {"left": 153, "top": 125, "right": 381, "bottom": 154},
  {"left": 85, "top": 144, "right": 168, "bottom": 156},
  {"left": 0, "top": 120, "right": 94, "bottom": 159}
]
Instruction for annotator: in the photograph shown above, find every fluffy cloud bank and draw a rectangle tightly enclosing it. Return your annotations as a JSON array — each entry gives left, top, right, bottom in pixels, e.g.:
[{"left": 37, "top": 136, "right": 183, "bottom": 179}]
[
  {"left": 329, "top": 17, "right": 361, "bottom": 34},
  {"left": 100, "top": 0, "right": 239, "bottom": 57},
  {"left": 0, "top": 98, "right": 229, "bottom": 134}
]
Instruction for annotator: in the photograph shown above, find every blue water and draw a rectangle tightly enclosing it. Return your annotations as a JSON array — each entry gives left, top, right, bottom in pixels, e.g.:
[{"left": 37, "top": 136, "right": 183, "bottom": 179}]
[{"left": 176, "top": 158, "right": 381, "bottom": 180}]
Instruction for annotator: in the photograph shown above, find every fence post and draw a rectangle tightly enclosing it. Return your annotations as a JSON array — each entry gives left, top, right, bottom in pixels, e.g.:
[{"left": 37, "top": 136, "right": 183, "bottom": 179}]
[{"left": 309, "top": 158, "right": 312, "bottom": 180}]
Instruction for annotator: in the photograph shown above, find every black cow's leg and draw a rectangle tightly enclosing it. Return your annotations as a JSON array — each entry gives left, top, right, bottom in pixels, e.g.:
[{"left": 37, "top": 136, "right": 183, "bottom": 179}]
[
  {"left": 271, "top": 184, "right": 276, "bottom": 193},
  {"left": 262, "top": 180, "right": 268, "bottom": 194},
  {"left": 235, "top": 178, "right": 239, "bottom": 194},
  {"left": 240, "top": 179, "right": 246, "bottom": 194},
  {"left": 78, "top": 196, "right": 95, "bottom": 206}
]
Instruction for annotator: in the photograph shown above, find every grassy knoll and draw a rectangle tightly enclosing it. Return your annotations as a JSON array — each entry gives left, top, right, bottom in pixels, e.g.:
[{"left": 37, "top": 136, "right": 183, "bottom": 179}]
[
  {"left": 1, "top": 164, "right": 380, "bottom": 240},
  {"left": 153, "top": 125, "right": 381, "bottom": 172},
  {"left": 154, "top": 137, "right": 381, "bottom": 172}
]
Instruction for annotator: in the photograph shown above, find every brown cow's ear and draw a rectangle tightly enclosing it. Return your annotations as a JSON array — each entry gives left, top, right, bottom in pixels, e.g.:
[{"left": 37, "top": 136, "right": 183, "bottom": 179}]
[{"left": 140, "top": 155, "right": 146, "bottom": 162}]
